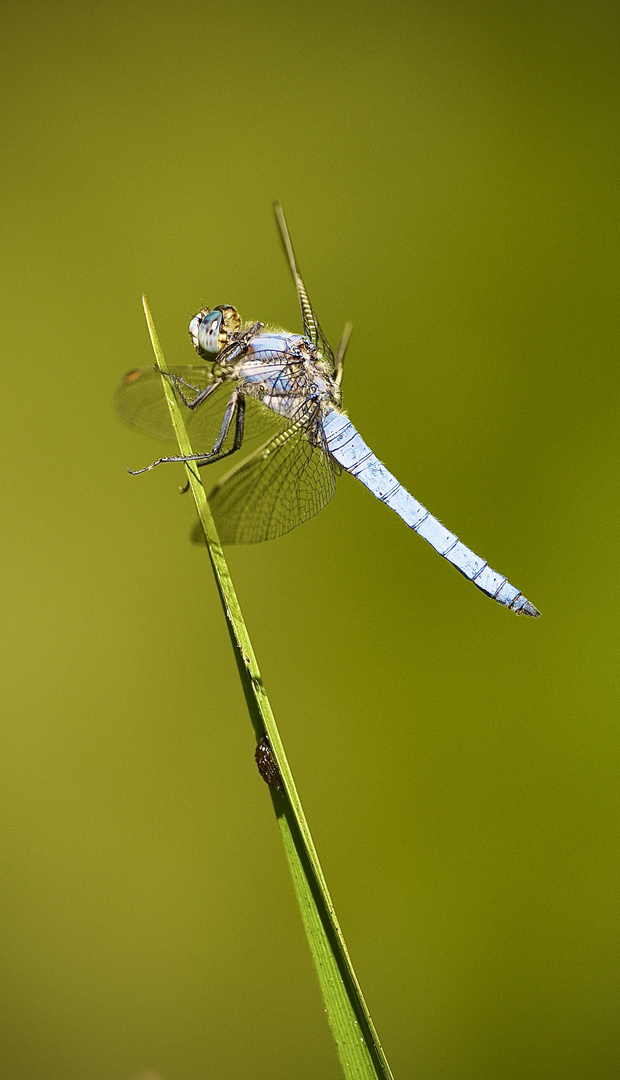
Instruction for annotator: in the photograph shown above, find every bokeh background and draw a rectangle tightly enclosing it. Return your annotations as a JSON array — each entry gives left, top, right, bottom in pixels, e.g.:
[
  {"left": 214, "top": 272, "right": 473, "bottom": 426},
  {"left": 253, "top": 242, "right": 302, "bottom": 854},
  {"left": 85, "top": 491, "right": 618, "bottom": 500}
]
[{"left": 1, "top": 2, "right": 618, "bottom": 1077}]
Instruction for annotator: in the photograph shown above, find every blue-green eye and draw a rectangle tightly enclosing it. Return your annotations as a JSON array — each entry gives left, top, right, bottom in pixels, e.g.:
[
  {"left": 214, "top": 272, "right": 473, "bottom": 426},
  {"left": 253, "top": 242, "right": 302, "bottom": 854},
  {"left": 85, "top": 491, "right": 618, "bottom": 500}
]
[{"left": 189, "top": 309, "right": 223, "bottom": 355}]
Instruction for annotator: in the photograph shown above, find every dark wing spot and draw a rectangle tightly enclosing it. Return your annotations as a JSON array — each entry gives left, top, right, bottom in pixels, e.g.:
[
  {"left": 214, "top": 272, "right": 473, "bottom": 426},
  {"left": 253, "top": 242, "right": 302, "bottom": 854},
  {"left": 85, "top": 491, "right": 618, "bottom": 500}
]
[{"left": 123, "top": 369, "right": 143, "bottom": 384}]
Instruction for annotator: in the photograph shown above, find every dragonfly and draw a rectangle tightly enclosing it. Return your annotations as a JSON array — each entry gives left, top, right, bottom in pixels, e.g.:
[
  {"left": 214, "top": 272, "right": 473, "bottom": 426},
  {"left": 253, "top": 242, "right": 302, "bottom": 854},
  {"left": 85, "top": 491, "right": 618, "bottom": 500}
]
[{"left": 116, "top": 203, "right": 540, "bottom": 617}]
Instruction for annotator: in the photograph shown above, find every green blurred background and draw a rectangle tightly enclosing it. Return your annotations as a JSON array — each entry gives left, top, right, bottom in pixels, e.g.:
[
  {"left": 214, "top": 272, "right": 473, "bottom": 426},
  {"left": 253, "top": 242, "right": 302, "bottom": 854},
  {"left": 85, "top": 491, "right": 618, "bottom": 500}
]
[{"left": 1, "top": 2, "right": 618, "bottom": 1077}]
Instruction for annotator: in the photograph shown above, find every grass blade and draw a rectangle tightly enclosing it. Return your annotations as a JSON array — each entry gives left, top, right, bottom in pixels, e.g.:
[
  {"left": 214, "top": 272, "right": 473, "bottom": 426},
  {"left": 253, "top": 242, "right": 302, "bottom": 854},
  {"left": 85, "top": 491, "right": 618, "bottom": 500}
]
[{"left": 141, "top": 296, "right": 395, "bottom": 1080}]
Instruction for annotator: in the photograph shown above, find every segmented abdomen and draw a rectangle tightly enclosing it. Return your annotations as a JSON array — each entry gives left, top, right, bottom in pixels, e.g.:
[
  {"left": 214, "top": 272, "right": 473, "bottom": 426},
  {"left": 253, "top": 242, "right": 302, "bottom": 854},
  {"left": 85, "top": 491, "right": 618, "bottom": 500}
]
[{"left": 322, "top": 411, "right": 539, "bottom": 616}]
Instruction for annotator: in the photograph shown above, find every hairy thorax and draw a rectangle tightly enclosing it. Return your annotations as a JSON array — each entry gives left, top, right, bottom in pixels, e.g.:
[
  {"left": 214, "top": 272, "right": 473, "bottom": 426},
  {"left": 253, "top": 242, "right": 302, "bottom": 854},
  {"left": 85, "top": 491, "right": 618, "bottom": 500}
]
[{"left": 221, "top": 329, "right": 338, "bottom": 422}]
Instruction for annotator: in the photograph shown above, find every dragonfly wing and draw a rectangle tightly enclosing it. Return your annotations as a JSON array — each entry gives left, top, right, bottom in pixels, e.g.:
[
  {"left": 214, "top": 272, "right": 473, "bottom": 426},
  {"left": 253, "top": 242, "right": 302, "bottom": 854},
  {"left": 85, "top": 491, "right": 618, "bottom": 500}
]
[
  {"left": 115, "top": 365, "right": 278, "bottom": 447},
  {"left": 273, "top": 202, "right": 336, "bottom": 371},
  {"left": 194, "top": 404, "right": 336, "bottom": 544}
]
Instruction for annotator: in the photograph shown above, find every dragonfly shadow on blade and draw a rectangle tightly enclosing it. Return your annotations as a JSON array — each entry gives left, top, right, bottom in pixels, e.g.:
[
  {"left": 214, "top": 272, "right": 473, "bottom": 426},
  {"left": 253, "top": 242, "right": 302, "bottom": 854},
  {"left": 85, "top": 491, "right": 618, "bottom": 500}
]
[{"left": 116, "top": 203, "right": 540, "bottom": 617}]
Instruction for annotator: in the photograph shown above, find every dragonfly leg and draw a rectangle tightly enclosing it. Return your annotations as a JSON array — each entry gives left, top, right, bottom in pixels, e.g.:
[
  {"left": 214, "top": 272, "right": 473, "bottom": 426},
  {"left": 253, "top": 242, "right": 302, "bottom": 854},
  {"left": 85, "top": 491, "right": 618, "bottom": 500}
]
[
  {"left": 162, "top": 373, "right": 224, "bottom": 410},
  {"left": 128, "top": 390, "right": 245, "bottom": 475},
  {"left": 216, "top": 323, "right": 264, "bottom": 367},
  {"left": 162, "top": 370, "right": 201, "bottom": 394},
  {"left": 197, "top": 392, "right": 245, "bottom": 467},
  {"left": 177, "top": 395, "right": 246, "bottom": 492}
]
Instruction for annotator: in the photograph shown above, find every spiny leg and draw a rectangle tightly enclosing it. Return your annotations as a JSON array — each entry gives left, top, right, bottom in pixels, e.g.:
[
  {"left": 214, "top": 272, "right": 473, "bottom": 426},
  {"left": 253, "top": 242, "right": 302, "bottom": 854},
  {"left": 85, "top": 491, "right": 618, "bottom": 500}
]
[
  {"left": 215, "top": 323, "right": 264, "bottom": 366},
  {"left": 162, "top": 372, "right": 224, "bottom": 410},
  {"left": 197, "top": 392, "right": 245, "bottom": 468},
  {"left": 179, "top": 392, "right": 247, "bottom": 493},
  {"left": 179, "top": 392, "right": 248, "bottom": 491},
  {"left": 162, "top": 371, "right": 202, "bottom": 394},
  {"left": 128, "top": 390, "right": 245, "bottom": 475}
]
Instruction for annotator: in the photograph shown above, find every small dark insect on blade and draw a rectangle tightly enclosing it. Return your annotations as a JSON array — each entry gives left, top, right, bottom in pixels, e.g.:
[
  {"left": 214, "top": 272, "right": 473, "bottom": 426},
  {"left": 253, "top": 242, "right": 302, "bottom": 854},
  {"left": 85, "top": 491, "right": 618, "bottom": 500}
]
[{"left": 255, "top": 736, "right": 284, "bottom": 792}]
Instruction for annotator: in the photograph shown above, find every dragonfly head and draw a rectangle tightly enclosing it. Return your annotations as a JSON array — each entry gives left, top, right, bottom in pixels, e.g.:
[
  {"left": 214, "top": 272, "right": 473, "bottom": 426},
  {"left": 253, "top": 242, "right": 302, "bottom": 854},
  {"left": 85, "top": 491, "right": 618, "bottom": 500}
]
[{"left": 189, "top": 305, "right": 242, "bottom": 358}]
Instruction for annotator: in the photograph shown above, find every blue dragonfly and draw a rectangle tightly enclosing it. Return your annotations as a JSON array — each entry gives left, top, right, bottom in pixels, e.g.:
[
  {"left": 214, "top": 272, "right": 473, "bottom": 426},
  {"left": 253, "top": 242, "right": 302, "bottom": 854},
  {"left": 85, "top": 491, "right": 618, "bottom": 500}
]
[{"left": 116, "top": 204, "right": 539, "bottom": 617}]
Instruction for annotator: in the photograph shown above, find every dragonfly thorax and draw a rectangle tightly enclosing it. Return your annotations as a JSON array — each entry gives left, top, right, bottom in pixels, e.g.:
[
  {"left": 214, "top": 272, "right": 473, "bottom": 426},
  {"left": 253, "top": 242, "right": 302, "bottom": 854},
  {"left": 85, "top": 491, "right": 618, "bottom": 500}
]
[{"left": 189, "top": 305, "right": 242, "bottom": 358}]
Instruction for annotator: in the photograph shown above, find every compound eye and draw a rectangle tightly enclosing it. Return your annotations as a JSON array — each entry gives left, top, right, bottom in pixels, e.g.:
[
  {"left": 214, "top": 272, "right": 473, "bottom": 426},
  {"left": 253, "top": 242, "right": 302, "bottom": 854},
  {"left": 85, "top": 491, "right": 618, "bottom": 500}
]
[{"left": 190, "top": 309, "right": 223, "bottom": 355}]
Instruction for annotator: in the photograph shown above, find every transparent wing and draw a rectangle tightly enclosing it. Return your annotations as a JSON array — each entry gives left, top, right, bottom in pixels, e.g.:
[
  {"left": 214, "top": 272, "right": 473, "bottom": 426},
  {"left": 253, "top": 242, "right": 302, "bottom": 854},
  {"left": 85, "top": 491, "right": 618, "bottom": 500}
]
[
  {"left": 191, "top": 404, "right": 336, "bottom": 544},
  {"left": 273, "top": 202, "right": 336, "bottom": 372},
  {"left": 115, "top": 365, "right": 278, "bottom": 447}
]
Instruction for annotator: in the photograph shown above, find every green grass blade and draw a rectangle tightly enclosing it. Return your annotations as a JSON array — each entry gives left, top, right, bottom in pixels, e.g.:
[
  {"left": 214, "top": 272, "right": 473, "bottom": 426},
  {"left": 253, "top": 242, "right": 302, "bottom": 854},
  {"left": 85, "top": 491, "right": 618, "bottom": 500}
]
[{"left": 141, "top": 296, "right": 395, "bottom": 1080}]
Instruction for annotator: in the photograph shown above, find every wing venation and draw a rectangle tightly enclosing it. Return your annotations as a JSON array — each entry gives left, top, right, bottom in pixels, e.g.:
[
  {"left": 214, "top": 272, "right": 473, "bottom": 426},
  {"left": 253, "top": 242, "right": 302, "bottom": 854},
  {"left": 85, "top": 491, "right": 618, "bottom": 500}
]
[
  {"left": 115, "top": 365, "right": 277, "bottom": 448},
  {"left": 192, "top": 404, "right": 336, "bottom": 544}
]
